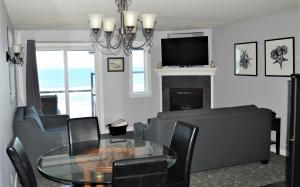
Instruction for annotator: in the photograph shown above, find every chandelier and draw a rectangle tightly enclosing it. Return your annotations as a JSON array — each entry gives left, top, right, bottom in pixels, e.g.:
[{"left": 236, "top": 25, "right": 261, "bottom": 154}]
[{"left": 88, "top": 0, "right": 157, "bottom": 55}]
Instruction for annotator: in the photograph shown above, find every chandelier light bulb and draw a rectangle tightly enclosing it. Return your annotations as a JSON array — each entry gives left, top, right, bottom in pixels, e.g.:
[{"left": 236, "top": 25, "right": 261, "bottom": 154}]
[
  {"left": 88, "top": 14, "right": 103, "bottom": 29},
  {"left": 141, "top": 14, "right": 157, "bottom": 29},
  {"left": 123, "top": 11, "right": 140, "bottom": 27},
  {"left": 103, "top": 18, "right": 116, "bottom": 32}
]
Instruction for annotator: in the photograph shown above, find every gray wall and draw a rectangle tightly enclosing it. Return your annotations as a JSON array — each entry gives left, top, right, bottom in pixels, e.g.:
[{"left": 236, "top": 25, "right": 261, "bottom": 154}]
[
  {"left": 213, "top": 10, "right": 300, "bottom": 155},
  {"left": 0, "top": 0, "right": 16, "bottom": 186}
]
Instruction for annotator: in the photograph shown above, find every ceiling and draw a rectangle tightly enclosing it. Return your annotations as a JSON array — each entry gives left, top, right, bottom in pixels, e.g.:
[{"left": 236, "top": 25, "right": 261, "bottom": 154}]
[{"left": 4, "top": 0, "right": 300, "bottom": 30}]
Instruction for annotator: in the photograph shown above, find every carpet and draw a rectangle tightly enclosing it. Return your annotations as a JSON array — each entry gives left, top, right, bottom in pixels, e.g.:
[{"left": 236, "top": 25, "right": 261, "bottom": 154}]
[{"left": 190, "top": 153, "right": 285, "bottom": 187}]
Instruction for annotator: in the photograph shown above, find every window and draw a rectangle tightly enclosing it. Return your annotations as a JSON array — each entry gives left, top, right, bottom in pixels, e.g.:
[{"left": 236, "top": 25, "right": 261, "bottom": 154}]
[
  {"left": 36, "top": 46, "right": 96, "bottom": 118},
  {"left": 130, "top": 47, "right": 151, "bottom": 97}
]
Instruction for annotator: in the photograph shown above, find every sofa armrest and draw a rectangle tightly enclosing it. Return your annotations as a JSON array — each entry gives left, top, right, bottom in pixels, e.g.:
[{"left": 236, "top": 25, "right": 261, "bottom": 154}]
[
  {"left": 133, "top": 122, "right": 149, "bottom": 140},
  {"left": 40, "top": 115, "right": 69, "bottom": 131},
  {"left": 147, "top": 117, "right": 156, "bottom": 123}
]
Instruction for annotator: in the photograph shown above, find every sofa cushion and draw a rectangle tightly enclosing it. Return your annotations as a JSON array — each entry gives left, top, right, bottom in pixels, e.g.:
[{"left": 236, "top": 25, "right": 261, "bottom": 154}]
[{"left": 157, "top": 105, "right": 257, "bottom": 119}]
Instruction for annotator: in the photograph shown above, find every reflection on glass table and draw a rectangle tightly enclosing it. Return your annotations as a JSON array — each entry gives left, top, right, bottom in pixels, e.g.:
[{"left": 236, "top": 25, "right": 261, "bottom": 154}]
[{"left": 37, "top": 139, "right": 176, "bottom": 185}]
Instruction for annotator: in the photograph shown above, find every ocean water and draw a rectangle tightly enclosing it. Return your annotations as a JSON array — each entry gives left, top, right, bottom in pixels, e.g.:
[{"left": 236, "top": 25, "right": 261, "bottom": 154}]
[{"left": 38, "top": 68, "right": 94, "bottom": 91}]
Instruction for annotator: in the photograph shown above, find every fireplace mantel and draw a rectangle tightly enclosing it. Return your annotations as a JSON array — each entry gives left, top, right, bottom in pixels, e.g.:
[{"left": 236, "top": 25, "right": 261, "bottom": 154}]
[
  {"left": 155, "top": 67, "right": 217, "bottom": 111},
  {"left": 155, "top": 67, "right": 217, "bottom": 76}
]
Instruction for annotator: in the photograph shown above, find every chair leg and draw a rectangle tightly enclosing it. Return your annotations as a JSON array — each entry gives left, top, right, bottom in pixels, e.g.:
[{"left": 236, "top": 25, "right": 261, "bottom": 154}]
[{"left": 260, "top": 160, "right": 269, "bottom": 164}]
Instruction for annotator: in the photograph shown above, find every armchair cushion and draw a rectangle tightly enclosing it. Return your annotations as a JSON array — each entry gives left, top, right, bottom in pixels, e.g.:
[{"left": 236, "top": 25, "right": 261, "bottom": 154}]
[{"left": 40, "top": 115, "right": 69, "bottom": 131}]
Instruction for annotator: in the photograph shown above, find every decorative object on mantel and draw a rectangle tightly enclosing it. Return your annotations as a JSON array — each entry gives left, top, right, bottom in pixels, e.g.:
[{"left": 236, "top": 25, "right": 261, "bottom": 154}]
[
  {"left": 209, "top": 60, "right": 215, "bottom": 68},
  {"left": 6, "top": 26, "right": 23, "bottom": 65},
  {"left": 88, "top": 0, "right": 157, "bottom": 55},
  {"left": 265, "top": 37, "right": 295, "bottom": 77},
  {"left": 234, "top": 42, "right": 257, "bottom": 76},
  {"left": 156, "top": 62, "right": 162, "bottom": 69},
  {"left": 107, "top": 57, "right": 125, "bottom": 72}
]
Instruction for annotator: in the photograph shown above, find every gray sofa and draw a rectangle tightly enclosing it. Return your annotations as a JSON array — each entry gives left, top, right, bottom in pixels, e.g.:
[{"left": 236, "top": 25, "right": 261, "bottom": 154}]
[
  {"left": 134, "top": 105, "right": 272, "bottom": 172},
  {"left": 13, "top": 106, "right": 69, "bottom": 174}
]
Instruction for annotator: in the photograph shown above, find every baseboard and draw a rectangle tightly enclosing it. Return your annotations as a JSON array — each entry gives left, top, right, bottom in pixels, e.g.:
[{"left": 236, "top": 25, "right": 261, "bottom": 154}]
[{"left": 270, "top": 146, "right": 287, "bottom": 156}]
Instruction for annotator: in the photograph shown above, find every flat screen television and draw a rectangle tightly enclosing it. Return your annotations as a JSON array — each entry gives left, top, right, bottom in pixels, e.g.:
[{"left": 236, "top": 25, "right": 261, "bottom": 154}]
[{"left": 161, "top": 36, "right": 209, "bottom": 67}]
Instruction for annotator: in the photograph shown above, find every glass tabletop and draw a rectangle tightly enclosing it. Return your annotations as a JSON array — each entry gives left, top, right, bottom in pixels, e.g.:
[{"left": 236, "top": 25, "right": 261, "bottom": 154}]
[{"left": 37, "top": 139, "right": 176, "bottom": 185}]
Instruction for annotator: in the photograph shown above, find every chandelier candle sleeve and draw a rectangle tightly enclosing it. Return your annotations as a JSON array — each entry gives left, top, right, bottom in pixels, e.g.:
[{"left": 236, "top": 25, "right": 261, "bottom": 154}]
[
  {"left": 123, "top": 11, "right": 140, "bottom": 27},
  {"left": 13, "top": 45, "right": 21, "bottom": 54},
  {"left": 103, "top": 18, "right": 116, "bottom": 32},
  {"left": 141, "top": 14, "right": 157, "bottom": 29},
  {"left": 88, "top": 14, "right": 103, "bottom": 29}
]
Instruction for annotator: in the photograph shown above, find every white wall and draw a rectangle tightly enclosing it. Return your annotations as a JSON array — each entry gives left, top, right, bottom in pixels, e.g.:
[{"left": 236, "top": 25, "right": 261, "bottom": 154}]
[
  {"left": 0, "top": 0, "right": 16, "bottom": 186},
  {"left": 17, "top": 28, "right": 212, "bottom": 133},
  {"left": 212, "top": 10, "right": 300, "bottom": 155}
]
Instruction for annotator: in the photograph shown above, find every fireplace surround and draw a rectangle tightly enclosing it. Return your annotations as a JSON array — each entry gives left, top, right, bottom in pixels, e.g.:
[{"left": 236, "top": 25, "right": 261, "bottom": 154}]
[{"left": 156, "top": 67, "right": 217, "bottom": 111}]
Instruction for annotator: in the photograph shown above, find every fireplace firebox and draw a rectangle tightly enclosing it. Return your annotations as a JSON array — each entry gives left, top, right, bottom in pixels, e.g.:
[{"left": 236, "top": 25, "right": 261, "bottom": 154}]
[{"left": 170, "top": 88, "right": 203, "bottom": 111}]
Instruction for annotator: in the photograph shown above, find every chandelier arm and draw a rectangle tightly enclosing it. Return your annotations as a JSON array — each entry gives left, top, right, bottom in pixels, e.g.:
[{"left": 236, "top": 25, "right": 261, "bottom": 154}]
[
  {"left": 130, "top": 36, "right": 153, "bottom": 49},
  {"left": 106, "top": 35, "right": 122, "bottom": 50},
  {"left": 131, "top": 40, "right": 149, "bottom": 49},
  {"left": 126, "top": 0, "right": 132, "bottom": 9},
  {"left": 96, "top": 44, "right": 121, "bottom": 56},
  {"left": 89, "top": 33, "right": 109, "bottom": 49},
  {"left": 123, "top": 43, "right": 131, "bottom": 56},
  {"left": 125, "top": 39, "right": 133, "bottom": 50}
]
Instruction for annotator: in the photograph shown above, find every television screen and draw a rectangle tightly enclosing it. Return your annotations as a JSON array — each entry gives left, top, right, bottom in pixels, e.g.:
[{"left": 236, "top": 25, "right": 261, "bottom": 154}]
[{"left": 161, "top": 36, "right": 209, "bottom": 67}]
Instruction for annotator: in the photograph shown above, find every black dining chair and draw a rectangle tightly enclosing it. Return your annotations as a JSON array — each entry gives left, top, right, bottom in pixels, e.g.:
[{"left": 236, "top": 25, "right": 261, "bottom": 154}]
[
  {"left": 167, "top": 121, "right": 199, "bottom": 187},
  {"left": 6, "top": 137, "right": 73, "bottom": 187},
  {"left": 112, "top": 156, "right": 168, "bottom": 187},
  {"left": 67, "top": 117, "right": 100, "bottom": 144}
]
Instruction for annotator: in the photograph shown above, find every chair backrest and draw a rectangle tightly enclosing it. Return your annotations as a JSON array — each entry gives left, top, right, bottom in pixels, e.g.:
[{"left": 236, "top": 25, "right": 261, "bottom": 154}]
[
  {"left": 67, "top": 117, "right": 100, "bottom": 144},
  {"left": 41, "top": 95, "right": 58, "bottom": 115},
  {"left": 168, "top": 121, "right": 199, "bottom": 187},
  {"left": 6, "top": 137, "right": 38, "bottom": 187},
  {"left": 112, "top": 156, "right": 168, "bottom": 187}
]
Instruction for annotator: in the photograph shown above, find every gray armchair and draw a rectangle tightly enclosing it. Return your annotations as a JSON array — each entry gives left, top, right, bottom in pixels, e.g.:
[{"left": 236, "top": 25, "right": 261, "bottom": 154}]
[{"left": 13, "top": 106, "right": 69, "bottom": 175}]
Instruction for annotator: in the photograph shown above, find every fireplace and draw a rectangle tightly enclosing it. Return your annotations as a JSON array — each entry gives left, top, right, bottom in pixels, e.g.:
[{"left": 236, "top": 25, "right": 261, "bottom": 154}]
[
  {"left": 170, "top": 88, "right": 203, "bottom": 111},
  {"left": 155, "top": 67, "right": 217, "bottom": 112}
]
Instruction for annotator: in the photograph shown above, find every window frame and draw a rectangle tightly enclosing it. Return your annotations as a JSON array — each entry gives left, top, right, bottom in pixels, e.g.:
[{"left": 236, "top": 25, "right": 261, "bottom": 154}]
[{"left": 129, "top": 42, "right": 152, "bottom": 98}]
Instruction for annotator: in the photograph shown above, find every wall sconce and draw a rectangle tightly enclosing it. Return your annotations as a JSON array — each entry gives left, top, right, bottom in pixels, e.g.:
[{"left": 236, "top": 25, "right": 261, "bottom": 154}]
[{"left": 6, "top": 44, "right": 24, "bottom": 65}]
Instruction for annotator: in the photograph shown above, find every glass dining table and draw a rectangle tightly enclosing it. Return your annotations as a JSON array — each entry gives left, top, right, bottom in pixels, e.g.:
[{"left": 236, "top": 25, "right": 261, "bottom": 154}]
[{"left": 37, "top": 139, "right": 176, "bottom": 185}]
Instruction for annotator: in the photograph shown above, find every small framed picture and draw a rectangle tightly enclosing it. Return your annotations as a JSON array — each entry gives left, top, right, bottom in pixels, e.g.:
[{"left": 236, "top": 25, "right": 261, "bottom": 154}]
[
  {"left": 265, "top": 37, "right": 295, "bottom": 77},
  {"left": 107, "top": 57, "right": 124, "bottom": 72},
  {"left": 234, "top": 42, "right": 257, "bottom": 76}
]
